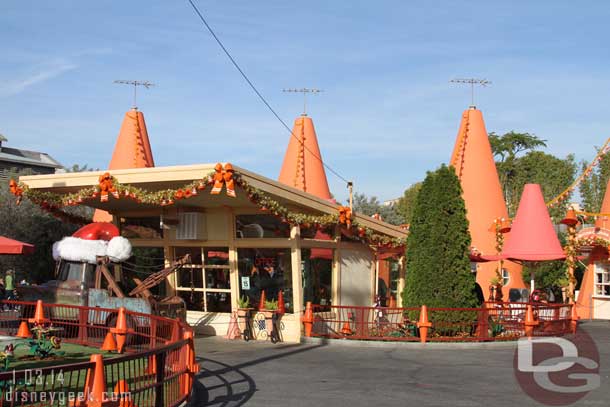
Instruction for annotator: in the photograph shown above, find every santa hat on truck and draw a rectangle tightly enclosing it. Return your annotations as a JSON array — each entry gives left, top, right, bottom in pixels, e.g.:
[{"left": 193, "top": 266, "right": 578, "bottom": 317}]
[{"left": 53, "top": 222, "right": 132, "bottom": 264}]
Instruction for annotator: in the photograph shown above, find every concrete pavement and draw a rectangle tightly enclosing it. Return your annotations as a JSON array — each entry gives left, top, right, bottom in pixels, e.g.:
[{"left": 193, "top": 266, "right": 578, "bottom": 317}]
[{"left": 189, "top": 321, "right": 609, "bottom": 407}]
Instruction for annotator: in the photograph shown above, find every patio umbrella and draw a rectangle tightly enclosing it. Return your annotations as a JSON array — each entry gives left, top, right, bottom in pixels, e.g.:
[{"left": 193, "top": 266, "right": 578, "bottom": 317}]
[
  {"left": 485, "top": 184, "right": 565, "bottom": 293},
  {"left": 0, "top": 236, "right": 35, "bottom": 255}
]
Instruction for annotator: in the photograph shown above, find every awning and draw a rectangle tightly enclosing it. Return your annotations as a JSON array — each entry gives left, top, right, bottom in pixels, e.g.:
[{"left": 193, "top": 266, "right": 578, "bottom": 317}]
[{"left": 0, "top": 236, "right": 35, "bottom": 255}]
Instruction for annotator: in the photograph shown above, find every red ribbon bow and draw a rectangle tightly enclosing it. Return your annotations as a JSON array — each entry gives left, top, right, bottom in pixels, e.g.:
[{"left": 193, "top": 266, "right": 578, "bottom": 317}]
[
  {"left": 98, "top": 173, "right": 119, "bottom": 202},
  {"left": 9, "top": 179, "right": 23, "bottom": 205},
  {"left": 338, "top": 206, "right": 352, "bottom": 228},
  {"left": 210, "top": 163, "right": 236, "bottom": 198}
]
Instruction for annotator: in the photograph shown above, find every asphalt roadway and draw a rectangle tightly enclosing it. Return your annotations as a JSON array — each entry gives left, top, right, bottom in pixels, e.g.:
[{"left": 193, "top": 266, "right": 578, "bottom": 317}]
[{"left": 189, "top": 321, "right": 609, "bottom": 407}]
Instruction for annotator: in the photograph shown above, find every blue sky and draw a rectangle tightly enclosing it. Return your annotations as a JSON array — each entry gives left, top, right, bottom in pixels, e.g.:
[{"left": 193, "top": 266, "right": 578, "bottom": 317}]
[{"left": 2, "top": 1, "right": 610, "bottom": 203}]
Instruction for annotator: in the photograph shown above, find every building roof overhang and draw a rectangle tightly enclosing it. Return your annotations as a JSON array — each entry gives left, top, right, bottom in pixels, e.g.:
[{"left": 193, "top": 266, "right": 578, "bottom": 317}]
[{"left": 19, "top": 163, "right": 407, "bottom": 240}]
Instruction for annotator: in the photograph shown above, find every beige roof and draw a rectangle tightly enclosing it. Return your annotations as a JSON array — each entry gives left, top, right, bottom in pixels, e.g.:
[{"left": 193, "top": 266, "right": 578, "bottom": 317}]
[{"left": 20, "top": 163, "right": 406, "bottom": 239}]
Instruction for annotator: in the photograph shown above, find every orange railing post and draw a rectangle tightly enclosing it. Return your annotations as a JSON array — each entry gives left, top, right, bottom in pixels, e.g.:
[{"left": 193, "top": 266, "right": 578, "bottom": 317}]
[
  {"left": 82, "top": 354, "right": 107, "bottom": 407},
  {"left": 524, "top": 304, "right": 539, "bottom": 338},
  {"left": 417, "top": 305, "right": 432, "bottom": 343},
  {"left": 302, "top": 301, "right": 314, "bottom": 337}
]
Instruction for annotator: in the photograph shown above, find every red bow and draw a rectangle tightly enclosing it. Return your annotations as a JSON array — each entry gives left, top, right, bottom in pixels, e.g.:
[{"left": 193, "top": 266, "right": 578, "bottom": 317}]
[
  {"left": 338, "top": 206, "right": 352, "bottom": 228},
  {"left": 98, "top": 173, "right": 119, "bottom": 202},
  {"left": 9, "top": 179, "right": 23, "bottom": 205},
  {"left": 210, "top": 163, "right": 236, "bottom": 198}
]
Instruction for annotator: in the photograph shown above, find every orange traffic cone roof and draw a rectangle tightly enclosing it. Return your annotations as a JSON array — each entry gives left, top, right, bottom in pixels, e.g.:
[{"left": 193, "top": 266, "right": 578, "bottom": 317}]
[
  {"left": 278, "top": 115, "right": 332, "bottom": 200},
  {"left": 449, "top": 107, "right": 509, "bottom": 254},
  {"left": 94, "top": 108, "right": 155, "bottom": 222},
  {"left": 596, "top": 177, "right": 610, "bottom": 229},
  {"left": 109, "top": 108, "right": 155, "bottom": 169}
]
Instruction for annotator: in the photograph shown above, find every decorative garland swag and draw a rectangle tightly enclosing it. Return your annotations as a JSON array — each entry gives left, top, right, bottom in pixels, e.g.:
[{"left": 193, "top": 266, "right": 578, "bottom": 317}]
[{"left": 9, "top": 163, "right": 406, "bottom": 248}]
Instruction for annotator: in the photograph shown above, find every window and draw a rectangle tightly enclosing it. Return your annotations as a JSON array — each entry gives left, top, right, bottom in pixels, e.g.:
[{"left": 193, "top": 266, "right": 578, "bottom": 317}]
[
  {"left": 237, "top": 248, "right": 293, "bottom": 313},
  {"left": 302, "top": 248, "right": 333, "bottom": 309},
  {"left": 594, "top": 262, "right": 610, "bottom": 297},
  {"left": 502, "top": 268, "right": 510, "bottom": 286},
  {"left": 236, "top": 214, "right": 290, "bottom": 238},
  {"left": 175, "top": 247, "right": 231, "bottom": 312}
]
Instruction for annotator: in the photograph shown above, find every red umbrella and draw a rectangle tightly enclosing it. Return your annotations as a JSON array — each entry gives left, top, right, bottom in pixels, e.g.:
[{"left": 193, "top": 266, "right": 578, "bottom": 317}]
[
  {"left": 484, "top": 184, "right": 565, "bottom": 292},
  {"left": 0, "top": 236, "right": 35, "bottom": 255}
]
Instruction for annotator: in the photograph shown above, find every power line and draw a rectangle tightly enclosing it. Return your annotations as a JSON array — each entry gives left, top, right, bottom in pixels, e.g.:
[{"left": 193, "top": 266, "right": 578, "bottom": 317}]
[{"left": 186, "top": 0, "right": 350, "bottom": 185}]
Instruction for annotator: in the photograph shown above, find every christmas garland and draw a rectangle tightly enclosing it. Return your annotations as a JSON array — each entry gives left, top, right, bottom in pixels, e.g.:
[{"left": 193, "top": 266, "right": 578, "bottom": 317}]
[{"left": 9, "top": 164, "right": 406, "bottom": 248}]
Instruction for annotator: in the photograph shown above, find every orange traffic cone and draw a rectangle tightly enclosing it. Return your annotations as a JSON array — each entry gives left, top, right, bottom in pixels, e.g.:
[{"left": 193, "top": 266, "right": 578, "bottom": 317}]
[
  {"left": 28, "top": 300, "right": 49, "bottom": 325},
  {"left": 258, "top": 290, "right": 266, "bottom": 310},
  {"left": 225, "top": 312, "right": 240, "bottom": 339},
  {"left": 277, "top": 290, "right": 285, "bottom": 315},
  {"left": 110, "top": 307, "right": 130, "bottom": 354},
  {"left": 417, "top": 305, "right": 432, "bottom": 343},
  {"left": 101, "top": 331, "right": 117, "bottom": 352},
  {"left": 114, "top": 379, "right": 134, "bottom": 407},
  {"left": 302, "top": 301, "right": 314, "bottom": 337},
  {"left": 83, "top": 354, "right": 107, "bottom": 407},
  {"left": 340, "top": 321, "right": 352, "bottom": 335},
  {"left": 16, "top": 321, "right": 31, "bottom": 338},
  {"left": 146, "top": 355, "right": 157, "bottom": 375},
  {"left": 570, "top": 303, "right": 579, "bottom": 334},
  {"left": 524, "top": 304, "right": 539, "bottom": 338}
]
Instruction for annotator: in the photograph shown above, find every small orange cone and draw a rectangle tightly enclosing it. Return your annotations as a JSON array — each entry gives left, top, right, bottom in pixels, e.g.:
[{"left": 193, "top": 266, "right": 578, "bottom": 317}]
[
  {"left": 224, "top": 312, "right": 240, "bottom": 339},
  {"left": 524, "top": 304, "right": 539, "bottom": 338},
  {"left": 302, "top": 301, "right": 314, "bottom": 337},
  {"left": 258, "top": 290, "right": 266, "bottom": 310},
  {"left": 114, "top": 379, "right": 134, "bottom": 407},
  {"left": 28, "top": 300, "right": 49, "bottom": 325},
  {"left": 101, "top": 331, "right": 117, "bottom": 352},
  {"left": 417, "top": 305, "right": 432, "bottom": 343},
  {"left": 146, "top": 355, "right": 157, "bottom": 375},
  {"left": 570, "top": 303, "right": 579, "bottom": 334},
  {"left": 277, "top": 290, "right": 285, "bottom": 315},
  {"left": 16, "top": 321, "right": 31, "bottom": 338},
  {"left": 340, "top": 321, "right": 352, "bottom": 335},
  {"left": 110, "top": 307, "right": 130, "bottom": 354}
]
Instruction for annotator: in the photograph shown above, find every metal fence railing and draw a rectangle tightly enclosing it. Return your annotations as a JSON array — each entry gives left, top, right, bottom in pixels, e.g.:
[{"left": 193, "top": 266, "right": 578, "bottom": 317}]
[
  {"left": 0, "top": 300, "right": 197, "bottom": 407},
  {"left": 309, "top": 302, "right": 575, "bottom": 342}
]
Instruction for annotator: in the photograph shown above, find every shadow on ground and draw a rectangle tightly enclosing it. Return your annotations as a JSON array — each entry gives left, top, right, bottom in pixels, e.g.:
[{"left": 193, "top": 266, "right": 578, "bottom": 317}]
[{"left": 188, "top": 342, "right": 327, "bottom": 407}]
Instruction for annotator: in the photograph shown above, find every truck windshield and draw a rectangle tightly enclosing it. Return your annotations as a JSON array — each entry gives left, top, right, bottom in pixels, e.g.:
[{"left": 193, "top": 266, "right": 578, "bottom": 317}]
[{"left": 57, "top": 262, "right": 84, "bottom": 282}]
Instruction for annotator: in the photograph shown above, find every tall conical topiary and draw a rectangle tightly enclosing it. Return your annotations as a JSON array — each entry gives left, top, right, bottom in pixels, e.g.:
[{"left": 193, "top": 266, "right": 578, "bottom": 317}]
[{"left": 402, "top": 165, "right": 478, "bottom": 314}]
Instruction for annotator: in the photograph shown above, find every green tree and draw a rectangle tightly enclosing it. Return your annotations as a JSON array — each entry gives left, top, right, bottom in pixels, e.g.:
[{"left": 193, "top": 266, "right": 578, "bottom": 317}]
[
  {"left": 395, "top": 182, "right": 421, "bottom": 225},
  {"left": 579, "top": 150, "right": 610, "bottom": 213},
  {"left": 402, "top": 165, "right": 478, "bottom": 316},
  {"left": 509, "top": 151, "right": 576, "bottom": 222},
  {"left": 352, "top": 192, "right": 403, "bottom": 225},
  {"left": 490, "top": 131, "right": 548, "bottom": 215}
]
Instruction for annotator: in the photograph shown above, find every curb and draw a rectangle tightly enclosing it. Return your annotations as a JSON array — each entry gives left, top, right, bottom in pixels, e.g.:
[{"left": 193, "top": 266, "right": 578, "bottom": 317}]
[{"left": 301, "top": 336, "right": 519, "bottom": 350}]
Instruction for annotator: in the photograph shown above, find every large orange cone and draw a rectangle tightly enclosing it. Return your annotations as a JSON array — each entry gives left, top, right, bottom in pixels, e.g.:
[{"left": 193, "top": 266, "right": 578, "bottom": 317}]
[
  {"left": 110, "top": 307, "right": 130, "bottom": 353},
  {"left": 302, "top": 301, "right": 314, "bottom": 337},
  {"left": 82, "top": 354, "right": 107, "bottom": 407},
  {"left": 340, "top": 321, "right": 352, "bottom": 336},
  {"left": 101, "top": 331, "right": 117, "bottom": 352},
  {"left": 258, "top": 290, "right": 266, "bottom": 310},
  {"left": 224, "top": 312, "right": 240, "bottom": 339},
  {"left": 28, "top": 300, "right": 49, "bottom": 325},
  {"left": 570, "top": 303, "right": 579, "bottom": 334},
  {"left": 16, "top": 321, "right": 31, "bottom": 338},
  {"left": 417, "top": 305, "right": 432, "bottom": 343},
  {"left": 278, "top": 115, "right": 332, "bottom": 200}
]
